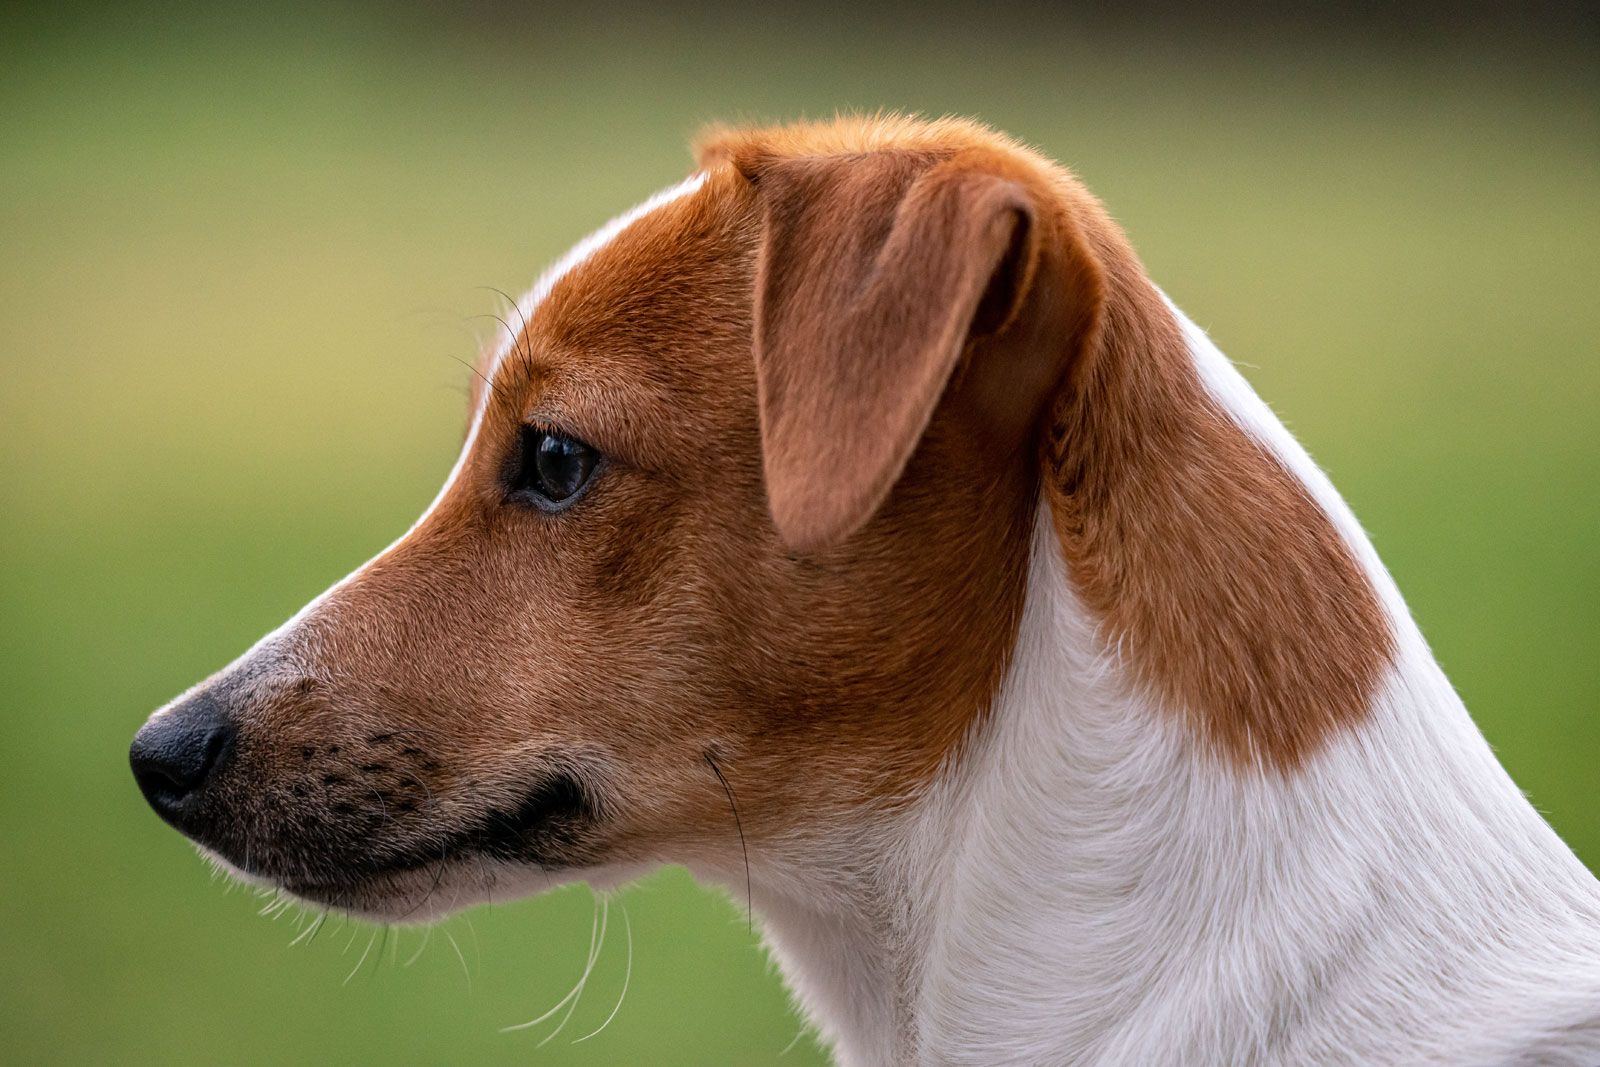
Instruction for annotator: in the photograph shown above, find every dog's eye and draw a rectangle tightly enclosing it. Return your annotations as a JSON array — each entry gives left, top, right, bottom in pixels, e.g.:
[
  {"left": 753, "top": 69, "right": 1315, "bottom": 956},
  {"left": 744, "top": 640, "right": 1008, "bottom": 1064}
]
[{"left": 508, "top": 427, "right": 601, "bottom": 510}]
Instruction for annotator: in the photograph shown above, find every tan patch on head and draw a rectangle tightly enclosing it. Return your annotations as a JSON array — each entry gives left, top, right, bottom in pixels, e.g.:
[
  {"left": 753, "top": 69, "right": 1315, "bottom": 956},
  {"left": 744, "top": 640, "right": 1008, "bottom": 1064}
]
[
  {"left": 704, "top": 115, "right": 1396, "bottom": 771},
  {"left": 167, "top": 116, "right": 1396, "bottom": 913},
  {"left": 1041, "top": 230, "right": 1397, "bottom": 768}
]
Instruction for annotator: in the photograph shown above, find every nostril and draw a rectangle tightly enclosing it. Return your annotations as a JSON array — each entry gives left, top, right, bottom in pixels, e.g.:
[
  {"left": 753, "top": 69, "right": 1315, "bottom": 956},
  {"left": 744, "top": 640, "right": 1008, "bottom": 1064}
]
[
  {"left": 130, "top": 751, "right": 185, "bottom": 796},
  {"left": 130, "top": 694, "right": 236, "bottom": 822},
  {"left": 131, "top": 728, "right": 221, "bottom": 791},
  {"left": 198, "top": 724, "right": 230, "bottom": 778}
]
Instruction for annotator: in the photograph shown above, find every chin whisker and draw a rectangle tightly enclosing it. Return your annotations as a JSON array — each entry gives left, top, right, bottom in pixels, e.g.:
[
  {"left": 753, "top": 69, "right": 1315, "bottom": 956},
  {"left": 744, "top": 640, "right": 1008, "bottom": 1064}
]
[
  {"left": 574, "top": 900, "right": 633, "bottom": 1044},
  {"left": 442, "top": 923, "right": 472, "bottom": 993},
  {"left": 502, "top": 891, "right": 608, "bottom": 1037},
  {"left": 289, "top": 911, "right": 329, "bottom": 948}
]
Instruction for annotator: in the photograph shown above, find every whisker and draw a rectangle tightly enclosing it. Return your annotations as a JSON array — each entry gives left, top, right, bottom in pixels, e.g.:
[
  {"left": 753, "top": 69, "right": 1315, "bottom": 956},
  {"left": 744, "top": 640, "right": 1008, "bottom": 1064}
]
[
  {"left": 366, "top": 784, "right": 390, "bottom": 823},
  {"left": 403, "top": 925, "right": 433, "bottom": 967},
  {"left": 459, "top": 313, "right": 524, "bottom": 415},
  {"left": 778, "top": 1020, "right": 812, "bottom": 1057},
  {"left": 574, "top": 901, "right": 633, "bottom": 1044},
  {"left": 536, "top": 895, "right": 608, "bottom": 1047},
  {"left": 289, "top": 911, "right": 328, "bottom": 948},
  {"left": 705, "top": 750, "right": 753, "bottom": 933},
  {"left": 344, "top": 928, "right": 379, "bottom": 985},
  {"left": 480, "top": 284, "right": 535, "bottom": 386},
  {"left": 478, "top": 284, "right": 531, "bottom": 351},
  {"left": 502, "top": 893, "right": 604, "bottom": 1035},
  {"left": 463, "top": 912, "right": 482, "bottom": 975},
  {"left": 467, "top": 310, "right": 521, "bottom": 355},
  {"left": 442, "top": 923, "right": 473, "bottom": 993},
  {"left": 448, "top": 351, "right": 494, "bottom": 394},
  {"left": 369, "top": 924, "right": 390, "bottom": 979},
  {"left": 392, "top": 842, "right": 449, "bottom": 924}
]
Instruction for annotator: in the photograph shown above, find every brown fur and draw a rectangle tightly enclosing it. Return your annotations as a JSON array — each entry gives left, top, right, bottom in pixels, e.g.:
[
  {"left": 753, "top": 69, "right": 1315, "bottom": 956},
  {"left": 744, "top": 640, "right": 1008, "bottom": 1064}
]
[
  {"left": 705, "top": 116, "right": 1395, "bottom": 769},
  {"left": 149, "top": 115, "right": 1395, "bottom": 913}
]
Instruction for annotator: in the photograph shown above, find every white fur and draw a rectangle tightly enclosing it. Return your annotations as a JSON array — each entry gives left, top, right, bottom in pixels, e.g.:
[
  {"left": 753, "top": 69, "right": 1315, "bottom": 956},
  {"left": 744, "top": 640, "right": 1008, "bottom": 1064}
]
[{"left": 749, "top": 299, "right": 1600, "bottom": 1065}]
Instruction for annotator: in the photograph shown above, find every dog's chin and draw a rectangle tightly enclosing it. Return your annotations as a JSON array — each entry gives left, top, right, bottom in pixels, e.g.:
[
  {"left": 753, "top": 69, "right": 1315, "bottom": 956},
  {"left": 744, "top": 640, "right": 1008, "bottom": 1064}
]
[
  {"left": 197, "top": 846, "right": 596, "bottom": 924},
  {"left": 189, "top": 768, "right": 615, "bottom": 922}
]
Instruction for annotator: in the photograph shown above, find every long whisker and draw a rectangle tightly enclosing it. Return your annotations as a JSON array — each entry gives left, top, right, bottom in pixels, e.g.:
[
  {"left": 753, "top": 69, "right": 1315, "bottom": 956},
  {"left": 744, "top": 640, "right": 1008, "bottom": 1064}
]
[
  {"left": 537, "top": 895, "right": 608, "bottom": 1047},
  {"left": 705, "top": 750, "right": 753, "bottom": 933},
  {"left": 392, "top": 839, "right": 449, "bottom": 924},
  {"left": 257, "top": 890, "right": 293, "bottom": 919},
  {"left": 366, "top": 784, "right": 390, "bottom": 824},
  {"left": 574, "top": 901, "right": 633, "bottom": 1043},
  {"left": 778, "top": 1023, "right": 811, "bottom": 1058},
  {"left": 467, "top": 310, "right": 521, "bottom": 356},
  {"left": 463, "top": 911, "right": 482, "bottom": 975},
  {"left": 449, "top": 351, "right": 494, "bottom": 395},
  {"left": 461, "top": 312, "right": 525, "bottom": 415},
  {"left": 442, "top": 923, "right": 473, "bottom": 993},
  {"left": 502, "top": 893, "right": 605, "bottom": 1035},
  {"left": 484, "top": 285, "right": 534, "bottom": 394},
  {"left": 468, "top": 310, "right": 524, "bottom": 374},
  {"left": 344, "top": 928, "right": 379, "bottom": 985},
  {"left": 370, "top": 924, "right": 390, "bottom": 979},
  {"left": 403, "top": 925, "right": 433, "bottom": 967}
]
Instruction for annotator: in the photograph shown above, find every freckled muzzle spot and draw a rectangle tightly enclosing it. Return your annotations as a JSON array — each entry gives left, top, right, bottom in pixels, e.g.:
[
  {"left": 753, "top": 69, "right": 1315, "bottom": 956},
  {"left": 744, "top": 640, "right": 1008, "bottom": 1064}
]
[{"left": 165, "top": 691, "right": 608, "bottom": 908}]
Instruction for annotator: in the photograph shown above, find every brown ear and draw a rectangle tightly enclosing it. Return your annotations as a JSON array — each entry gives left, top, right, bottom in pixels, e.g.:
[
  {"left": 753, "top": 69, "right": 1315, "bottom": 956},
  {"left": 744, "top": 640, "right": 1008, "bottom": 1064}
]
[{"left": 745, "top": 150, "right": 1067, "bottom": 551}]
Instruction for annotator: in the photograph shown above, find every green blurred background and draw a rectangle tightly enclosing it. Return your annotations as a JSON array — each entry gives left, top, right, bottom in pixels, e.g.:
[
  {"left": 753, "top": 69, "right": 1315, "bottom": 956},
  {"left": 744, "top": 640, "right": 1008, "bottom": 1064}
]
[{"left": 2, "top": 3, "right": 1595, "bottom": 1064}]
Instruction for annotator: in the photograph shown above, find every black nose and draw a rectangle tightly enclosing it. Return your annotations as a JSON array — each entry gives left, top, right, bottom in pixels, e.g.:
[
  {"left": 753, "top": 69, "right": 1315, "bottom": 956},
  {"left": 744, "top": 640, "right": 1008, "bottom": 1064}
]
[{"left": 130, "top": 692, "right": 235, "bottom": 828}]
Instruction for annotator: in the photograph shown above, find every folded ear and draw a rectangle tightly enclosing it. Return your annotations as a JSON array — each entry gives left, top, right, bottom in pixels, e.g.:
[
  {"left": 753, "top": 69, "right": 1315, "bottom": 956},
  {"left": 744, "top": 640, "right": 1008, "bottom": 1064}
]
[{"left": 744, "top": 150, "right": 1090, "bottom": 552}]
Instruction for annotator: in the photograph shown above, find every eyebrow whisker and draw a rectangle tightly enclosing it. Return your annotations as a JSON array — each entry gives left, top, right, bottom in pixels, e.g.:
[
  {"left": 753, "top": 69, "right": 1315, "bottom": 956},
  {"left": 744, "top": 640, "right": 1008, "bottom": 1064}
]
[
  {"left": 463, "top": 311, "right": 530, "bottom": 416},
  {"left": 477, "top": 284, "right": 537, "bottom": 396},
  {"left": 480, "top": 285, "right": 532, "bottom": 348}
]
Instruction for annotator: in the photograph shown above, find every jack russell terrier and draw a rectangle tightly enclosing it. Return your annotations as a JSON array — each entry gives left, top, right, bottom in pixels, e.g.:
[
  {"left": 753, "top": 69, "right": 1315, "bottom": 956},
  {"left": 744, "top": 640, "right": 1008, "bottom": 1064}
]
[{"left": 131, "top": 115, "right": 1600, "bottom": 1065}]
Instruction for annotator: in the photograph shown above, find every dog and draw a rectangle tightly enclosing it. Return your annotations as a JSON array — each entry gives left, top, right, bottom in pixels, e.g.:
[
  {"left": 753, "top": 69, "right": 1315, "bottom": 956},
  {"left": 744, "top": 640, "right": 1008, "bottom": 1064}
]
[{"left": 131, "top": 115, "right": 1600, "bottom": 1065}]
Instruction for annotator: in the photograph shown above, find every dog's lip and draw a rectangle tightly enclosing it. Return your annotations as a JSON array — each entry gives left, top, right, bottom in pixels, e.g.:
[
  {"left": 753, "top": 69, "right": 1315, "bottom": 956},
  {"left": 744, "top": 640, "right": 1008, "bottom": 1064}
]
[
  {"left": 225, "top": 845, "right": 456, "bottom": 909},
  {"left": 278, "top": 874, "right": 393, "bottom": 908},
  {"left": 205, "top": 769, "right": 599, "bottom": 907},
  {"left": 462, "top": 769, "right": 593, "bottom": 860},
  {"left": 268, "top": 856, "right": 454, "bottom": 913},
  {"left": 197, "top": 845, "right": 375, "bottom": 900}
]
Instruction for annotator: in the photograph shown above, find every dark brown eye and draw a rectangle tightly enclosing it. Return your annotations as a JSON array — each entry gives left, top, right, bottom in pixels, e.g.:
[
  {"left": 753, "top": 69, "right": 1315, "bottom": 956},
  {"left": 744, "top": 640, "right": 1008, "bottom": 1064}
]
[{"left": 508, "top": 427, "right": 601, "bottom": 511}]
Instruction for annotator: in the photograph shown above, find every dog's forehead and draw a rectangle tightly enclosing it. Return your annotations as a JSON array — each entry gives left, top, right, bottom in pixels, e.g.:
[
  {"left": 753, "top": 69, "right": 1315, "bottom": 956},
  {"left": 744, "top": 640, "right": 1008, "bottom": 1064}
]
[
  {"left": 462, "top": 168, "right": 758, "bottom": 470},
  {"left": 502, "top": 173, "right": 710, "bottom": 365},
  {"left": 490, "top": 171, "right": 753, "bottom": 390}
]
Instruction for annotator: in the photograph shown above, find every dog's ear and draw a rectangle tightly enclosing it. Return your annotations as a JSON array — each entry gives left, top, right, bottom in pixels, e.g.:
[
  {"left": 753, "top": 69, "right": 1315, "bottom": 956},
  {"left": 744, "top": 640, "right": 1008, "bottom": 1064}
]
[{"left": 741, "top": 150, "right": 1098, "bottom": 552}]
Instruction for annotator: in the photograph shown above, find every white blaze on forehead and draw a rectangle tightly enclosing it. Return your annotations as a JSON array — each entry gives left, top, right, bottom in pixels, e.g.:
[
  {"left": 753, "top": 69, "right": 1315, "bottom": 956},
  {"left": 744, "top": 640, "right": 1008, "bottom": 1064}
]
[
  {"left": 488, "top": 170, "right": 711, "bottom": 386},
  {"left": 426, "top": 170, "right": 709, "bottom": 528}
]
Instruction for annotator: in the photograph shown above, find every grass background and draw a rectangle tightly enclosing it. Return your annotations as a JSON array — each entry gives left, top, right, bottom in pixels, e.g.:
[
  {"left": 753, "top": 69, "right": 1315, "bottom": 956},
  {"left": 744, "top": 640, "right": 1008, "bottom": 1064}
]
[{"left": 1, "top": 4, "right": 1595, "bottom": 1064}]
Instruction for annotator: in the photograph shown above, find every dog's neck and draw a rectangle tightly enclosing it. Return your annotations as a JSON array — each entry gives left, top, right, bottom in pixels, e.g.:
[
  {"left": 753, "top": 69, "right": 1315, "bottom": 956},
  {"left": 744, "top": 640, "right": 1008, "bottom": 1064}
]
[{"left": 744, "top": 305, "right": 1600, "bottom": 1066}]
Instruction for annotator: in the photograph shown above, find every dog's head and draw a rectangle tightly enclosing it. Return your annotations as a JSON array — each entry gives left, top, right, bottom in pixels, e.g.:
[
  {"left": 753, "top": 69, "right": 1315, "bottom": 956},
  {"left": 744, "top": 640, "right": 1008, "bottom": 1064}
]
[{"left": 128, "top": 117, "right": 1106, "bottom": 919}]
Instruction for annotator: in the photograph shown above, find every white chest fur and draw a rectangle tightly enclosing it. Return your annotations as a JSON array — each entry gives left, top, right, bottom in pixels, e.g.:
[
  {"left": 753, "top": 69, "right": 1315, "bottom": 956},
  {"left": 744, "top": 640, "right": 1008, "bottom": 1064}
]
[{"left": 751, "top": 305, "right": 1600, "bottom": 1066}]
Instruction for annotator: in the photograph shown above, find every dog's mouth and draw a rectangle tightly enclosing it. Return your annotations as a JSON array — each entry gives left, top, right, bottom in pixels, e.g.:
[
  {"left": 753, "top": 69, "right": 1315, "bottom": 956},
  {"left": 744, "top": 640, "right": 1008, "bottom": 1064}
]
[{"left": 204, "top": 769, "right": 604, "bottom": 921}]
